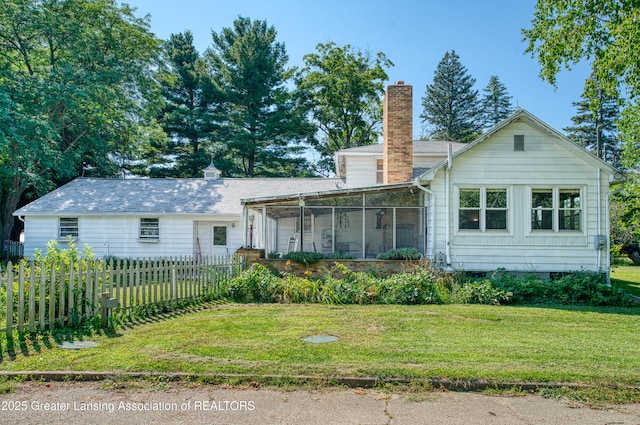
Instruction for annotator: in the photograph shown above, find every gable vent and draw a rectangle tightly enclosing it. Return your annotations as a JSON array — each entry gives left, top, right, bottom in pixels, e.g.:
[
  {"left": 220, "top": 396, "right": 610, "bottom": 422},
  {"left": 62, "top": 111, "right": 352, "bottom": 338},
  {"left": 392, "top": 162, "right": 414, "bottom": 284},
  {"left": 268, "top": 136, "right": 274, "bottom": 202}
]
[{"left": 514, "top": 135, "right": 525, "bottom": 151}]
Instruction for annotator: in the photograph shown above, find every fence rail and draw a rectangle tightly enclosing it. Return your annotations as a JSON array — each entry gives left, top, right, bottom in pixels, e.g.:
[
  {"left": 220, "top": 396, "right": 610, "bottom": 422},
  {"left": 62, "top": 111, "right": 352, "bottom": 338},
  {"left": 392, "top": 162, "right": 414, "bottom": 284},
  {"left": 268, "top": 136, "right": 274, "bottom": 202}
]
[{"left": 0, "top": 255, "right": 245, "bottom": 337}]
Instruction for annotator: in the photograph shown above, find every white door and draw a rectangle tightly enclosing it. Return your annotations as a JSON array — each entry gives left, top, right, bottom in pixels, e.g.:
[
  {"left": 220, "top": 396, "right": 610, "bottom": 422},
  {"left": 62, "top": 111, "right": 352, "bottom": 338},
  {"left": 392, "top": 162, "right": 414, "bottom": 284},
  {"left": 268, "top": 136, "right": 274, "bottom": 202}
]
[{"left": 212, "top": 224, "right": 229, "bottom": 255}]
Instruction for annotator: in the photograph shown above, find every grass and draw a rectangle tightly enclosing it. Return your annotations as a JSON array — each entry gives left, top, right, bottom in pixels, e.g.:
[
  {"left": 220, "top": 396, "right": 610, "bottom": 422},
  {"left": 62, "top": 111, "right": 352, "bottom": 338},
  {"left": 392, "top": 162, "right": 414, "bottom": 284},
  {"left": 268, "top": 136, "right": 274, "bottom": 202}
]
[
  {"left": 611, "top": 263, "right": 640, "bottom": 297},
  {"left": 0, "top": 303, "right": 638, "bottom": 390}
]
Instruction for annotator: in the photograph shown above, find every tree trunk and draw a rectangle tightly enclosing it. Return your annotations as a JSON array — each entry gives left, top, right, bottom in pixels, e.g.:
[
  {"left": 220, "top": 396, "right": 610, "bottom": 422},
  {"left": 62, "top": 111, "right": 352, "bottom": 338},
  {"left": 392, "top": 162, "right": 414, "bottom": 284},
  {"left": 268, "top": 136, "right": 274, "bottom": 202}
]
[{"left": 0, "top": 178, "right": 27, "bottom": 245}]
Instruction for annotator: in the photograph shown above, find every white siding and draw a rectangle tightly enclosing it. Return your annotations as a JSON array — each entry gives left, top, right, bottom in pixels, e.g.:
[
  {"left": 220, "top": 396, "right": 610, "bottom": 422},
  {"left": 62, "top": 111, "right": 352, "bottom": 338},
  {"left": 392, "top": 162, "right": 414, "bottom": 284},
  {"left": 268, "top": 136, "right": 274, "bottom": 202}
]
[
  {"left": 22, "top": 215, "right": 244, "bottom": 259},
  {"left": 414, "top": 155, "right": 446, "bottom": 169},
  {"left": 345, "top": 156, "right": 378, "bottom": 187},
  {"left": 428, "top": 122, "right": 612, "bottom": 273}
]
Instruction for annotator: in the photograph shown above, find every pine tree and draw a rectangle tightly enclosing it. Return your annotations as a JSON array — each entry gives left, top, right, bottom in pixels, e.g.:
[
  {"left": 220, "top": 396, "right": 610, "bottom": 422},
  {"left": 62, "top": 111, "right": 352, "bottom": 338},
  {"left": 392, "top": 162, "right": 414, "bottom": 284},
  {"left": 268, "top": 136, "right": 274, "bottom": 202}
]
[
  {"left": 420, "top": 50, "right": 481, "bottom": 142},
  {"left": 154, "top": 31, "right": 217, "bottom": 177},
  {"left": 480, "top": 75, "right": 513, "bottom": 127},
  {"left": 564, "top": 74, "right": 621, "bottom": 166},
  {"left": 205, "top": 17, "right": 313, "bottom": 177}
]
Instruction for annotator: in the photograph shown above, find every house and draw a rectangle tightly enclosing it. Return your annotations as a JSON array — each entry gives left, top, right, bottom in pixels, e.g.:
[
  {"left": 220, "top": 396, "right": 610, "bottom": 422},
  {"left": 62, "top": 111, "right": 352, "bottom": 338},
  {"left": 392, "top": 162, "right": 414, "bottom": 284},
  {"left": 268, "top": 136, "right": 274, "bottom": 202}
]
[
  {"left": 13, "top": 170, "right": 346, "bottom": 258},
  {"left": 242, "top": 82, "right": 625, "bottom": 274},
  {"left": 14, "top": 82, "right": 624, "bottom": 275}
]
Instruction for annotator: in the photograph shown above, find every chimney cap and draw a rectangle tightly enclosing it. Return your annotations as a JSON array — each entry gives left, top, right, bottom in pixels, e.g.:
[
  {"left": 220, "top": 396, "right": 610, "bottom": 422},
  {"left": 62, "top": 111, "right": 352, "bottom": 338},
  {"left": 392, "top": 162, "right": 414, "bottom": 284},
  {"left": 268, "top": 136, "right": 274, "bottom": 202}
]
[{"left": 394, "top": 81, "right": 405, "bottom": 85}]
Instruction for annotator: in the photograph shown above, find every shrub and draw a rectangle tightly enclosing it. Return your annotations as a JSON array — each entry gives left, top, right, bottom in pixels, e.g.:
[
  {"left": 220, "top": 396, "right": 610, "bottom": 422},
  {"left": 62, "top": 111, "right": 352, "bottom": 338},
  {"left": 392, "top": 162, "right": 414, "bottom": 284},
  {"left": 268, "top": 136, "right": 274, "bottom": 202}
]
[
  {"left": 455, "top": 280, "right": 512, "bottom": 305},
  {"left": 282, "top": 251, "right": 324, "bottom": 265},
  {"left": 376, "top": 248, "right": 423, "bottom": 260},
  {"left": 324, "top": 251, "right": 355, "bottom": 259}
]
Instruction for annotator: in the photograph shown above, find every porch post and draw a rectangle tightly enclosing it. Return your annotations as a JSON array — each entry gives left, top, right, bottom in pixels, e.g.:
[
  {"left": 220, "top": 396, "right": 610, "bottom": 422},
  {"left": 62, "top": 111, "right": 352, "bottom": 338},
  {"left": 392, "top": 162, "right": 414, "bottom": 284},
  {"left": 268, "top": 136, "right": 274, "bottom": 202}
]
[
  {"left": 298, "top": 204, "right": 304, "bottom": 252},
  {"left": 262, "top": 206, "right": 267, "bottom": 252}
]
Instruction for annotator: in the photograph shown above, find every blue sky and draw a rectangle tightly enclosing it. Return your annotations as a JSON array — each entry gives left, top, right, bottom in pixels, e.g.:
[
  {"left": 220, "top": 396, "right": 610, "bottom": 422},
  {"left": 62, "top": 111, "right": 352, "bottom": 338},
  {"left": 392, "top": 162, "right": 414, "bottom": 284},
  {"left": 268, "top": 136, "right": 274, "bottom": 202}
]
[{"left": 123, "top": 0, "right": 591, "bottom": 137}]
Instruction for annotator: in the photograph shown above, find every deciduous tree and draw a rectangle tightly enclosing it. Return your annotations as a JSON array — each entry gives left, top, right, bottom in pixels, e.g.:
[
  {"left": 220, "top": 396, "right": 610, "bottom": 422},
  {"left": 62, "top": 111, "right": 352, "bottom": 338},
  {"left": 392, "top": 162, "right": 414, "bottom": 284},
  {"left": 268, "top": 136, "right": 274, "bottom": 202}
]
[
  {"left": 0, "top": 0, "right": 161, "bottom": 244},
  {"left": 297, "top": 42, "right": 392, "bottom": 175}
]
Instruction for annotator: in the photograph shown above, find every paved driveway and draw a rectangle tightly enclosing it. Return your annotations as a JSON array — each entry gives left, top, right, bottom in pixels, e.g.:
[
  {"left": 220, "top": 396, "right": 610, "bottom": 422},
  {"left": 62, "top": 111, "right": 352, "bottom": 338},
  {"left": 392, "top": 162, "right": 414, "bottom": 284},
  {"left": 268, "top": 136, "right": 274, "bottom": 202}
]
[{"left": 1, "top": 382, "right": 639, "bottom": 424}]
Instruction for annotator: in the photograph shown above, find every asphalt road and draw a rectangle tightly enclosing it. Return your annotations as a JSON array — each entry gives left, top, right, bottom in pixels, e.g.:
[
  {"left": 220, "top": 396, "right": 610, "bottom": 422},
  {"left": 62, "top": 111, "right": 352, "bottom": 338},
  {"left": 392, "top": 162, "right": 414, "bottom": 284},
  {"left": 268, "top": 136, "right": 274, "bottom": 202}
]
[{"left": 0, "top": 381, "right": 639, "bottom": 425}]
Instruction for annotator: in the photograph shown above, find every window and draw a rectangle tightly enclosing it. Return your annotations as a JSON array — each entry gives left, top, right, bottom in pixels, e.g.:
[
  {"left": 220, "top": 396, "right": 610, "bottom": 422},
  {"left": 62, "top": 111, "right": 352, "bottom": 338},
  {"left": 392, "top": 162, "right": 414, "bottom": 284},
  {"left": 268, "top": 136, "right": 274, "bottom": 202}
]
[
  {"left": 559, "top": 189, "right": 581, "bottom": 231},
  {"left": 213, "top": 226, "right": 227, "bottom": 246},
  {"left": 514, "top": 135, "right": 525, "bottom": 151},
  {"left": 459, "top": 189, "right": 480, "bottom": 230},
  {"left": 59, "top": 217, "right": 78, "bottom": 239},
  {"left": 376, "top": 159, "right": 383, "bottom": 184},
  {"left": 531, "top": 189, "right": 553, "bottom": 230},
  {"left": 139, "top": 218, "right": 159, "bottom": 240},
  {"left": 295, "top": 215, "right": 312, "bottom": 233},
  {"left": 531, "top": 188, "right": 581, "bottom": 232},
  {"left": 458, "top": 188, "right": 508, "bottom": 231}
]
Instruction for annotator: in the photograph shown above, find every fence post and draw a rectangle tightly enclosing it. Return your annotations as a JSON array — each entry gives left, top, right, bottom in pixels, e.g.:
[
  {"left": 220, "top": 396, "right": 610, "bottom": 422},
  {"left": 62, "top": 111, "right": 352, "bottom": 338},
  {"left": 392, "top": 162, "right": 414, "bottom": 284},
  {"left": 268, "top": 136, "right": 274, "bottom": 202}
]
[{"left": 5, "top": 262, "right": 13, "bottom": 341}]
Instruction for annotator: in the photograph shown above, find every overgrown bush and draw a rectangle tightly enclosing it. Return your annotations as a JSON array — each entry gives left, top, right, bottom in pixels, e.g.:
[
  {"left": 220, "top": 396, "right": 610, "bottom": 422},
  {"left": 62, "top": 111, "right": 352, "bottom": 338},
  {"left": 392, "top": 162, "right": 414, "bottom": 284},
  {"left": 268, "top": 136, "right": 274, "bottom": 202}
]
[
  {"left": 226, "top": 263, "right": 634, "bottom": 307},
  {"left": 376, "top": 248, "right": 423, "bottom": 260},
  {"left": 282, "top": 251, "right": 324, "bottom": 265}
]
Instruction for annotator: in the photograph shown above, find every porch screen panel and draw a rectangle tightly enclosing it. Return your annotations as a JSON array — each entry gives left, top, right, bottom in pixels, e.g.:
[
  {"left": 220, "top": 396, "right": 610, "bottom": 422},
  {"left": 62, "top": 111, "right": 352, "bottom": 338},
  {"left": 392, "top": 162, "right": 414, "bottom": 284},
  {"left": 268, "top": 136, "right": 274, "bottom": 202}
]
[
  {"left": 334, "top": 208, "right": 363, "bottom": 257},
  {"left": 396, "top": 208, "right": 423, "bottom": 250},
  {"left": 365, "top": 208, "right": 393, "bottom": 258}
]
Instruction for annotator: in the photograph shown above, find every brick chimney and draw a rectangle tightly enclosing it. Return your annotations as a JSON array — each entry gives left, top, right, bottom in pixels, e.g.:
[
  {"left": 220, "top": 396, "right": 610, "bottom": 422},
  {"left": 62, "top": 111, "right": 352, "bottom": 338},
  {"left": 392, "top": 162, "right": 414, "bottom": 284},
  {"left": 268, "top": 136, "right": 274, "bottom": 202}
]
[{"left": 383, "top": 81, "right": 413, "bottom": 184}]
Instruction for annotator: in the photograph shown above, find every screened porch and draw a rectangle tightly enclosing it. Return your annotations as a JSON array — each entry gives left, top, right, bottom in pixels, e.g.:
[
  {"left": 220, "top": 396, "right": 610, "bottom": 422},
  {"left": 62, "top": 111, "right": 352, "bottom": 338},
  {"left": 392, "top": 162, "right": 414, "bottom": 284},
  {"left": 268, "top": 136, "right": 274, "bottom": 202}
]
[{"left": 243, "top": 185, "right": 426, "bottom": 259}]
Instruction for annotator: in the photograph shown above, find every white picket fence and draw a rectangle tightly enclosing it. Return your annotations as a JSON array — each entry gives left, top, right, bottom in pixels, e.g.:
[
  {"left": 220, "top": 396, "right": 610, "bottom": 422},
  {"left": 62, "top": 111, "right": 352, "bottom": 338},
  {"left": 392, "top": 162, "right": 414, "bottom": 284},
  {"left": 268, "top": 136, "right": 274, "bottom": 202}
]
[{"left": 0, "top": 255, "right": 245, "bottom": 336}]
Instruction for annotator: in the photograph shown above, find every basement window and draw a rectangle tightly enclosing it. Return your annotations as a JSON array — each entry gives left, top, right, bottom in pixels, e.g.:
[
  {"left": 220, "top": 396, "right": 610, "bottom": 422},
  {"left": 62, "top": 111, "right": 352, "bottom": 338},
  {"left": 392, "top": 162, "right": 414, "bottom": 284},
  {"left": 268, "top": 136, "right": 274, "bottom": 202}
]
[{"left": 514, "top": 135, "right": 525, "bottom": 151}]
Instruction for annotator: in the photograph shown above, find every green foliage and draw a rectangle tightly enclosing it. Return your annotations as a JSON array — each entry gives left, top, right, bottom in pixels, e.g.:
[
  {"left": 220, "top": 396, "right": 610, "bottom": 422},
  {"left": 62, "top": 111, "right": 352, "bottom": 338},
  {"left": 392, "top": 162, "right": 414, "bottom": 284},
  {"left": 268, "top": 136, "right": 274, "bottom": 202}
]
[
  {"left": 282, "top": 251, "right": 324, "bottom": 265},
  {"left": 226, "top": 264, "right": 633, "bottom": 307},
  {"left": 420, "top": 50, "right": 481, "bottom": 142},
  {"left": 2, "top": 238, "right": 105, "bottom": 334},
  {"left": 297, "top": 42, "right": 393, "bottom": 175},
  {"left": 564, "top": 74, "right": 621, "bottom": 165},
  {"left": 480, "top": 75, "right": 514, "bottom": 128},
  {"left": 455, "top": 280, "right": 513, "bottom": 305},
  {"left": 205, "top": 16, "right": 313, "bottom": 177},
  {"left": 376, "top": 248, "right": 423, "bottom": 260},
  {"left": 490, "top": 269, "right": 632, "bottom": 306},
  {"left": 151, "top": 30, "right": 216, "bottom": 177},
  {"left": 323, "top": 251, "right": 355, "bottom": 260},
  {"left": 0, "top": 0, "right": 162, "bottom": 242}
]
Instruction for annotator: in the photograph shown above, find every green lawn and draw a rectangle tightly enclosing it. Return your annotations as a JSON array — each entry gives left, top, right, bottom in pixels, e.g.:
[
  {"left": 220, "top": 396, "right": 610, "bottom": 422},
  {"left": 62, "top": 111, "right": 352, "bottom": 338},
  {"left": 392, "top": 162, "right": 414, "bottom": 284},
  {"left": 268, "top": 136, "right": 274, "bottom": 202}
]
[
  {"left": 611, "top": 264, "right": 640, "bottom": 297},
  {"left": 1, "top": 303, "right": 639, "bottom": 387}
]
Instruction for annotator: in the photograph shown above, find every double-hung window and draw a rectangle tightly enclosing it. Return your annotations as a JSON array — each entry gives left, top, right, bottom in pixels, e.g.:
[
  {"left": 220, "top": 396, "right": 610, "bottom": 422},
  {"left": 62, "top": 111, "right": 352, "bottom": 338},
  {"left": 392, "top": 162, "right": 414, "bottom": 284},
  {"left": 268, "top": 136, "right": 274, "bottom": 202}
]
[
  {"left": 59, "top": 217, "right": 79, "bottom": 239},
  {"left": 139, "top": 218, "right": 160, "bottom": 241},
  {"left": 531, "top": 188, "right": 582, "bottom": 232},
  {"left": 458, "top": 188, "right": 508, "bottom": 231}
]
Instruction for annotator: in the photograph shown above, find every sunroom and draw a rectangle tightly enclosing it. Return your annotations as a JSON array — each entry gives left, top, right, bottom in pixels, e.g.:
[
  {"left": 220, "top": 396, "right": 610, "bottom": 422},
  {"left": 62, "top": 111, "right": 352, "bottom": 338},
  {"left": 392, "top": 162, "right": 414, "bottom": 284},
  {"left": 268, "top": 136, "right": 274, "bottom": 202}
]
[{"left": 241, "top": 183, "right": 426, "bottom": 259}]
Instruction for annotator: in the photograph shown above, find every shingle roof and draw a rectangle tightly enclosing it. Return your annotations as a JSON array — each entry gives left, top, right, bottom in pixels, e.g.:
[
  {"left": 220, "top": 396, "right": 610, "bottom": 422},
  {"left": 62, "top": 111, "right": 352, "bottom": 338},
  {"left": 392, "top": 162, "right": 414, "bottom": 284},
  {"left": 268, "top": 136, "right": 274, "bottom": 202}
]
[
  {"left": 337, "top": 140, "right": 466, "bottom": 154},
  {"left": 14, "top": 177, "right": 347, "bottom": 216}
]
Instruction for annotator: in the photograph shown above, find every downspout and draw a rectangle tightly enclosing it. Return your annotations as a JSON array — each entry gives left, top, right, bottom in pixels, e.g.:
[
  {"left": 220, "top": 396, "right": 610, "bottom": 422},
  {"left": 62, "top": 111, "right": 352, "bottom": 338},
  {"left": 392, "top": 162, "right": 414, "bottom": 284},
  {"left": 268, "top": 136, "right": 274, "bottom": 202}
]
[
  {"left": 605, "top": 185, "right": 624, "bottom": 284},
  {"left": 445, "top": 143, "right": 453, "bottom": 268},
  {"left": 415, "top": 180, "right": 436, "bottom": 261},
  {"left": 596, "top": 169, "right": 602, "bottom": 272},
  {"left": 262, "top": 206, "right": 267, "bottom": 253},
  {"left": 242, "top": 206, "right": 248, "bottom": 248}
]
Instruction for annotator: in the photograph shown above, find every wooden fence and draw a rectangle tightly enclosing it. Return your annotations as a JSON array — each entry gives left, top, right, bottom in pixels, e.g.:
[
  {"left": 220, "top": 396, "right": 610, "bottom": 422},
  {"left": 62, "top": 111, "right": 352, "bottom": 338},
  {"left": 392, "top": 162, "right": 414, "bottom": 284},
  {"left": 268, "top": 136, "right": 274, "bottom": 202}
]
[
  {"left": 0, "top": 255, "right": 245, "bottom": 337},
  {"left": 2, "top": 240, "right": 23, "bottom": 260}
]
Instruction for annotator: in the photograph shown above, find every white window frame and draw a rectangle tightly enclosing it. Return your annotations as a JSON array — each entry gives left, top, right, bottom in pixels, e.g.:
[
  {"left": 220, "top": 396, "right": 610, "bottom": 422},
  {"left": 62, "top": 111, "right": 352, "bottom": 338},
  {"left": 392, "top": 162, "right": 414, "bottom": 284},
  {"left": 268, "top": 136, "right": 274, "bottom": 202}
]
[
  {"left": 456, "top": 187, "right": 510, "bottom": 233},
  {"left": 529, "top": 187, "right": 583, "bottom": 234},
  {"left": 139, "top": 218, "right": 160, "bottom": 242},
  {"left": 295, "top": 215, "right": 312, "bottom": 233},
  {"left": 213, "top": 225, "right": 228, "bottom": 247},
  {"left": 58, "top": 217, "right": 79, "bottom": 240},
  {"left": 376, "top": 159, "right": 384, "bottom": 184}
]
